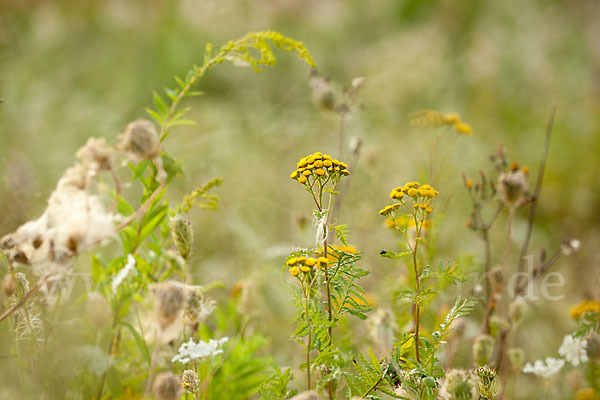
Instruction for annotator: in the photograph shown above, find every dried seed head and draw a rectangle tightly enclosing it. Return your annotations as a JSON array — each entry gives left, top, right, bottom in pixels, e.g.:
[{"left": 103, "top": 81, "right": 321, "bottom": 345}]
[
  {"left": 181, "top": 369, "right": 200, "bottom": 393},
  {"left": 2, "top": 274, "right": 16, "bottom": 297},
  {"left": 170, "top": 216, "right": 193, "bottom": 260},
  {"left": 489, "top": 266, "right": 505, "bottom": 292},
  {"left": 442, "top": 369, "right": 477, "bottom": 400},
  {"left": 309, "top": 75, "right": 335, "bottom": 112},
  {"left": 118, "top": 119, "right": 159, "bottom": 161},
  {"left": 154, "top": 281, "right": 185, "bottom": 330},
  {"left": 76, "top": 137, "right": 112, "bottom": 173},
  {"left": 184, "top": 287, "right": 215, "bottom": 326},
  {"left": 497, "top": 171, "right": 528, "bottom": 208},
  {"left": 473, "top": 334, "right": 494, "bottom": 366},
  {"left": 585, "top": 333, "right": 600, "bottom": 362},
  {"left": 153, "top": 372, "right": 182, "bottom": 400},
  {"left": 86, "top": 292, "right": 111, "bottom": 328}
]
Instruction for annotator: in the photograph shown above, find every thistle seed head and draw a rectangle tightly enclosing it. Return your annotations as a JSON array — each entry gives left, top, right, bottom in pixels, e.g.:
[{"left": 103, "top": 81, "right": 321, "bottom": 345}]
[
  {"left": 154, "top": 281, "right": 185, "bottom": 330},
  {"left": 118, "top": 119, "right": 160, "bottom": 161},
  {"left": 497, "top": 170, "right": 528, "bottom": 208},
  {"left": 153, "top": 372, "right": 182, "bottom": 400}
]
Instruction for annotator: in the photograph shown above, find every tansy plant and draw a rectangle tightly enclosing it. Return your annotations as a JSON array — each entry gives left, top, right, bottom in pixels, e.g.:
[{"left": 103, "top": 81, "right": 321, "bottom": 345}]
[
  {"left": 379, "top": 182, "right": 475, "bottom": 398},
  {"left": 282, "top": 152, "right": 370, "bottom": 399}
]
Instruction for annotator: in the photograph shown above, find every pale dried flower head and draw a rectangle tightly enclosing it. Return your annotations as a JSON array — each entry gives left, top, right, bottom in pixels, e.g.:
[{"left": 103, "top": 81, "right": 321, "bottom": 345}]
[
  {"left": 497, "top": 170, "right": 529, "bottom": 208},
  {"left": 118, "top": 119, "right": 160, "bottom": 161},
  {"left": 76, "top": 137, "right": 112, "bottom": 173},
  {"left": 184, "top": 287, "right": 216, "bottom": 326},
  {"left": 0, "top": 138, "right": 116, "bottom": 277},
  {"left": 152, "top": 372, "right": 182, "bottom": 400},
  {"left": 153, "top": 281, "right": 185, "bottom": 331}
]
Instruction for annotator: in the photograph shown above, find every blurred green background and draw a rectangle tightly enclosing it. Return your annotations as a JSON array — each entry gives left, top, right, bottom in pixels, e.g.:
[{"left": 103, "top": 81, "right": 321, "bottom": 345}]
[{"left": 1, "top": 0, "right": 599, "bottom": 397}]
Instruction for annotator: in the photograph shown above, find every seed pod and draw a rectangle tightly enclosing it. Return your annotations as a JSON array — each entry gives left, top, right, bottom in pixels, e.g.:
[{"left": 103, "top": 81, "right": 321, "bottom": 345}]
[
  {"left": 509, "top": 297, "right": 526, "bottom": 324},
  {"left": 473, "top": 334, "right": 494, "bottom": 366},
  {"left": 154, "top": 282, "right": 185, "bottom": 330},
  {"left": 508, "top": 347, "right": 524, "bottom": 370},
  {"left": 118, "top": 119, "right": 159, "bottom": 161},
  {"left": 153, "top": 372, "right": 182, "bottom": 400},
  {"left": 170, "top": 216, "right": 193, "bottom": 260},
  {"left": 86, "top": 292, "right": 111, "bottom": 328},
  {"left": 488, "top": 266, "right": 505, "bottom": 292}
]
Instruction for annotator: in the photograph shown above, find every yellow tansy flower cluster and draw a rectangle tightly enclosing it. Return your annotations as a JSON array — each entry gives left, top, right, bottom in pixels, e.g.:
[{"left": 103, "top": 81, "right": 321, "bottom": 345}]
[
  {"left": 570, "top": 299, "right": 600, "bottom": 320},
  {"left": 290, "top": 152, "right": 350, "bottom": 185},
  {"left": 286, "top": 256, "right": 329, "bottom": 277},
  {"left": 445, "top": 112, "right": 472, "bottom": 135},
  {"left": 379, "top": 182, "right": 439, "bottom": 216},
  {"left": 409, "top": 110, "right": 472, "bottom": 135},
  {"left": 574, "top": 388, "right": 597, "bottom": 400}
]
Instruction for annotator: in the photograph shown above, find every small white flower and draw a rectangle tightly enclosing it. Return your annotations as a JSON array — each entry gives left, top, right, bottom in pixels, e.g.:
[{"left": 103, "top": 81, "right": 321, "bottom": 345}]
[
  {"left": 523, "top": 357, "right": 564, "bottom": 379},
  {"left": 561, "top": 239, "right": 581, "bottom": 255},
  {"left": 558, "top": 335, "right": 588, "bottom": 366},
  {"left": 111, "top": 254, "right": 136, "bottom": 292},
  {"left": 172, "top": 337, "right": 229, "bottom": 364}
]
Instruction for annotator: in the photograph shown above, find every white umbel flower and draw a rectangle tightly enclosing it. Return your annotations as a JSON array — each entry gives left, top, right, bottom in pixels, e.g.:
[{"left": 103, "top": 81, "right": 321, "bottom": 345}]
[
  {"left": 172, "top": 337, "right": 228, "bottom": 364},
  {"left": 523, "top": 357, "right": 564, "bottom": 379},
  {"left": 558, "top": 335, "right": 588, "bottom": 366}
]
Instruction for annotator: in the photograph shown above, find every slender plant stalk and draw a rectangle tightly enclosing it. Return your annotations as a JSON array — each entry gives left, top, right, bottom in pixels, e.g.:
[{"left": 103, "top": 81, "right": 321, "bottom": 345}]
[
  {"left": 300, "top": 282, "right": 313, "bottom": 390},
  {"left": 516, "top": 104, "right": 556, "bottom": 276},
  {"left": 322, "top": 187, "right": 336, "bottom": 400},
  {"left": 412, "top": 213, "right": 422, "bottom": 364},
  {"left": 144, "top": 329, "right": 162, "bottom": 398}
]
